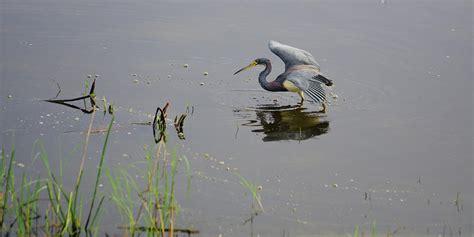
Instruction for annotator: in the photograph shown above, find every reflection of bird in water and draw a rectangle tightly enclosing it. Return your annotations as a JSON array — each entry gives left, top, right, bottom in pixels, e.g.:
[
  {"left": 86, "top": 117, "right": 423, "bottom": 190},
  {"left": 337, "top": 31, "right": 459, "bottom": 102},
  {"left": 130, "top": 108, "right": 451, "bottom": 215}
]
[
  {"left": 239, "top": 107, "right": 330, "bottom": 142},
  {"left": 234, "top": 41, "right": 333, "bottom": 112}
]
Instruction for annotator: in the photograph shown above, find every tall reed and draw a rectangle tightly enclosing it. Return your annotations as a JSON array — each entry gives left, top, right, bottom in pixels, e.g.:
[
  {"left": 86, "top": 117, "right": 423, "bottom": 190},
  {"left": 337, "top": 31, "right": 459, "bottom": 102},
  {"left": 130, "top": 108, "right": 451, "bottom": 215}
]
[
  {"left": 107, "top": 138, "right": 188, "bottom": 236},
  {"left": 0, "top": 112, "right": 115, "bottom": 236}
]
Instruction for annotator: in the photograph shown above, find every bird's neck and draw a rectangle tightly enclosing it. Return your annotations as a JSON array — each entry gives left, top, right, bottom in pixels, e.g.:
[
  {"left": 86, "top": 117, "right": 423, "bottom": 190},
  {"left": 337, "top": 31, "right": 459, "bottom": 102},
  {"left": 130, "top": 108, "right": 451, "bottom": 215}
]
[{"left": 258, "top": 59, "right": 283, "bottom": 91}]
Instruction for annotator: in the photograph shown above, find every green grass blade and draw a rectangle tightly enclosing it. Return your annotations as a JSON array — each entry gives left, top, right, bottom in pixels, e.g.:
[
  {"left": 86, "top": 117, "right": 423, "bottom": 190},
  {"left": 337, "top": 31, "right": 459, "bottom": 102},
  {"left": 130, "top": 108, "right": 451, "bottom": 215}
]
[
  {"left": 89, "top": 195, "right": 105, "bottom": 228},
  {"left": 85, "top": 116, "right": 114, "bottom": 229},
  {"left": 1, "top": 149, "right": 15, "bottom": 227},
  {"left": 61, "top": 192, "right": 74, "bottom": 235},
  {"left": 372, "top": 220, "right": 376, "bottom": 237}
]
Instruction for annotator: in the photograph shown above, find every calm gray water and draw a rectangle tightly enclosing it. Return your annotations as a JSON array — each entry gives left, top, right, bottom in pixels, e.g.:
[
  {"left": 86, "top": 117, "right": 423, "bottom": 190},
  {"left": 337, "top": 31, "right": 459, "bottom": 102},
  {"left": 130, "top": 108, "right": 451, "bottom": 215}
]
[{"left": 1, "top": 0, "right": 472, "bottom": 236}]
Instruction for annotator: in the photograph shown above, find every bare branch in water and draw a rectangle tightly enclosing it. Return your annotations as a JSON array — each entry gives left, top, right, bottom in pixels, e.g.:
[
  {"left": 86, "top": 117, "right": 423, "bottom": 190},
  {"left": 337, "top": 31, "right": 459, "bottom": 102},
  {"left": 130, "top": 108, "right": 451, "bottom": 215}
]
[
  {"left": 44, "top": 79, "right": 98, "bottom": 114},
  {"left": 117, "top": 226, "right": 199, "bottom": 234},
  {"left": 53, "top": 81, "right": 62, "bottom": 99}
]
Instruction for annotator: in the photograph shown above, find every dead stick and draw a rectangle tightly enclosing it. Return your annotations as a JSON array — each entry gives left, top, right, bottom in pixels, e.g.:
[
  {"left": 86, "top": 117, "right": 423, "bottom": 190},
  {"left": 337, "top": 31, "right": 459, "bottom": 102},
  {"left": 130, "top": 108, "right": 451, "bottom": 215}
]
[
  {"left": 45, "top": 95, "right": 90, "bottom": 103},
  {"left": 117, "top": 226, "right": 199, "bottom": 234}
]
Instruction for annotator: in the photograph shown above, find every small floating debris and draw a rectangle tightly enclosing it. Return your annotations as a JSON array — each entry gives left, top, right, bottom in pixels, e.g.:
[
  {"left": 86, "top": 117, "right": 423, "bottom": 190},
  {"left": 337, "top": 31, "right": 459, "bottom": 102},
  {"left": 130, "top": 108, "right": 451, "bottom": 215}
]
[
  {"left": 133, "top": 79, "right": 139, "bottom": 84},
  {"left": 203, "top": 71, "right": 209, "bottom": 76},
  {"left": 7, "top": 95, "right": 12, "bottom": 99},
  {"left": 17, "top": 163, "right": 25, "bottom": 168},
  {"left": 108, "top": 104, "right": 114, "bottom": 115},
  {"left": 332, "top": 183, "right": 338, "bottom": 188},
  {"left": 167, "top": 75, "right": 171, "bottom": 78},
  {"left": 183, "top": 64, "right": 189, "bottom": 68},
  {"left": 87, "top": 75, "right": 92, "bottom": 79},
  {"left": 200, "top": 82, "right": 205, "bottom": 86}
]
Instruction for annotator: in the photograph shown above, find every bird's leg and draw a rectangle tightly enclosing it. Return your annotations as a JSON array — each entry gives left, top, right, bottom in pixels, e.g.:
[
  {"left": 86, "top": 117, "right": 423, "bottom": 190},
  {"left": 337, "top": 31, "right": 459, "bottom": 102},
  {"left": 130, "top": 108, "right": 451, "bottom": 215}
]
[
  {"left": 297, "top": 91, "right": 304, "bottom": 108},
  {"left": 320, "top": 102, "right": 327, "bottom": 113}
]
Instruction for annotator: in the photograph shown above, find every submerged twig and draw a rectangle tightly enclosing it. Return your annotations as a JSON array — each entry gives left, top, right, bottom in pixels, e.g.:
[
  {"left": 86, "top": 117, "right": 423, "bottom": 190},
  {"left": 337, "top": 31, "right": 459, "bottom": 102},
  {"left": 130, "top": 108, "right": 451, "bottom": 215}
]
[
  {"left": 234, "top": 123, "right": 239, "bottom": 139},
  {"left": 455, "top": 192, "right": 461, "bottom": 213},
  {"left": 117, "top": 226, "right": 199, "bottom": 234},
  {"left": 242, "top": 211, "right": 259, "bottom": 225},
  {"left": 53, "top": 81, "right": 62, "bottom": 99},
  {"left": 131, "top": 122, "right": 152, "bottom": 126},
  {"left": 46, "top": 100, "right": 95, "bottom": 114}
]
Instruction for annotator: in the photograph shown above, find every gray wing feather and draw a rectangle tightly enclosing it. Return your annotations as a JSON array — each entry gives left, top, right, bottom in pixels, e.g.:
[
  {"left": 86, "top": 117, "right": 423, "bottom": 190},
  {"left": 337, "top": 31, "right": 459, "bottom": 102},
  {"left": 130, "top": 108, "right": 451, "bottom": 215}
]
[
  {"left": 285, "top": 71, "right": 328, "bottom": 103},
  {"left": 268, "top": 40, "right": 320, "bottom": 70}
]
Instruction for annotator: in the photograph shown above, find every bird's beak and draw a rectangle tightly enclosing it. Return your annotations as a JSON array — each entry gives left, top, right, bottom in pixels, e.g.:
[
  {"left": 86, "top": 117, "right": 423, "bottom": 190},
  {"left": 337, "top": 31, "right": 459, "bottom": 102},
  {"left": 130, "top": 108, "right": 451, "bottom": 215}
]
[{"left": 234, "top": 61, "right": 258, "bottom": 75}]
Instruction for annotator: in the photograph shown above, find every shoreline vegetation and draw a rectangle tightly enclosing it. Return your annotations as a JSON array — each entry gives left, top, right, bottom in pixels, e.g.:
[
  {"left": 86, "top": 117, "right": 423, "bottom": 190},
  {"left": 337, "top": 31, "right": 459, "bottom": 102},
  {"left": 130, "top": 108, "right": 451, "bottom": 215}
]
[
  {"left": 0, "top": 79, "right": 202, "bottom": 236},
  {"left": 1, "top": 110, "right": 199, "bottom": 236}
]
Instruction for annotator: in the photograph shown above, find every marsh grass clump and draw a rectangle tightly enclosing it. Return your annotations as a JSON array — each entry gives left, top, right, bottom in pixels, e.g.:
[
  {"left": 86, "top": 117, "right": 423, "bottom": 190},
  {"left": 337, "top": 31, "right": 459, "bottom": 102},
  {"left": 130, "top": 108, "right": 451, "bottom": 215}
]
[
  {"left": 1, "top": 75, "right": 199, "bottom": 236},
  {"left": 3, "top": 77, "right": 203, "bottom": 237},
  {"left": 0, "top": 111, "right": 114, "bottom": 236},
  {"left": 106, "top": 142, "right": 193, "bottom": 236},
  {"left": 108, "top": 102, "right": 196, "bottom": 236},
  {"left": 1, "top": 112, "right": 195, "bottom": 236},
  {"left": 1, "top": 146, "right": 44, "bottom": 236},
  {"left": 348, "top": 220, "right": 378, "bottom": 237},
  {"left": 40, "top": 112, "right": 113, "bottom": 236}
]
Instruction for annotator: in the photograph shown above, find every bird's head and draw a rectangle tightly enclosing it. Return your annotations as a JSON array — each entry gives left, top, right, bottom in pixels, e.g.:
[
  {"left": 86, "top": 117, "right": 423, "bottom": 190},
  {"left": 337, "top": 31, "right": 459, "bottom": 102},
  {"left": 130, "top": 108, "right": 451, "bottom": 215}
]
[{"left": 234, "top": 58, "right": 269, "bottom": 75}]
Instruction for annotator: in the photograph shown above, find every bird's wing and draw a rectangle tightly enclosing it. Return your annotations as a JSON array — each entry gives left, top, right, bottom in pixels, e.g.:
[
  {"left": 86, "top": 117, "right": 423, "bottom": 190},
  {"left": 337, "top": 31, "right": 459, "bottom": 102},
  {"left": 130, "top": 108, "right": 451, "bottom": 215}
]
[
  {"left": 285, "top": 70, "right": 330, "bottom": 103},
  {"left": 268, "top": 40, "right": 320, "bottom": 70}
]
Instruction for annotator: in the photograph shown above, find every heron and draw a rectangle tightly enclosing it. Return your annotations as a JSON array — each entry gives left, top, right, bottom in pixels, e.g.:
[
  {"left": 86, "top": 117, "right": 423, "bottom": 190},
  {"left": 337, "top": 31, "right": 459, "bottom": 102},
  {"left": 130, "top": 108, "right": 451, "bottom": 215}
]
[{"left": 234, "top": 40, "right": 333, "bottom": 112}]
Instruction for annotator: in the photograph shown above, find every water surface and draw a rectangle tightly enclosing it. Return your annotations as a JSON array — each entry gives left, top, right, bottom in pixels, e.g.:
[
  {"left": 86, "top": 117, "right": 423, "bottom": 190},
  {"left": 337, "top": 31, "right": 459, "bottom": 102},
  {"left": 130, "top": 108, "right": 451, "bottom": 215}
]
[{"left": 1, "top": 0, "right": 472, "bottom": 236}]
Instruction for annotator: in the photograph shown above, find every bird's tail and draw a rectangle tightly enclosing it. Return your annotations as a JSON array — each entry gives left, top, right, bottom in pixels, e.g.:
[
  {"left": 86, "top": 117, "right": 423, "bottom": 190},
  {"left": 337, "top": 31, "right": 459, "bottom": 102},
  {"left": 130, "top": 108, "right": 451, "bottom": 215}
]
[{"left": 314, "top": 74, "right": 333, "bottom": 86}]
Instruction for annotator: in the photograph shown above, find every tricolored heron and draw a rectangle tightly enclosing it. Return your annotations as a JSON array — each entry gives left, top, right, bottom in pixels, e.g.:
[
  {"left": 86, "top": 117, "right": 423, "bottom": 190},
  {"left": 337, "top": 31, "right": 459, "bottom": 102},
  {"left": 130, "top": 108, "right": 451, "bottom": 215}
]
[{"left": 234, "top": 40, "right": 333, "bottom": 112}]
